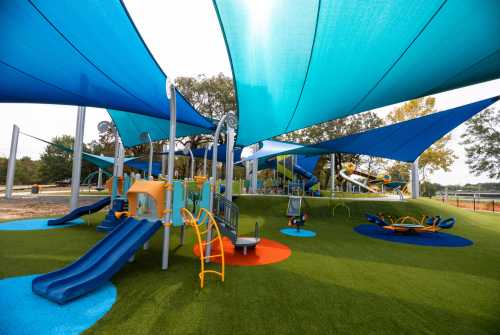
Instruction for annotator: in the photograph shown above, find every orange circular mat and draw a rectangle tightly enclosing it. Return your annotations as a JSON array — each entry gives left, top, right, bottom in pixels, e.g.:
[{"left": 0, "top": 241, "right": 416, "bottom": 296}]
[{"left": 193, "top": 237, "right": 291, "bottom": 266}]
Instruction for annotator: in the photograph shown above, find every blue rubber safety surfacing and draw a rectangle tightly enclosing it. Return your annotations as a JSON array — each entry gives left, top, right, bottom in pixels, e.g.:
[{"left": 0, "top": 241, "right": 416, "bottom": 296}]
[
  {"left": 354, "top": 224, "right": 473, "bottom": 247},
  {"left": 0, "top": 275, "right": 116, "bottom": 335},
  {"left": 281, "top": 228, "right": 316, "bottom": 237},
  {"left": 0, "top": 218, "right": 84, "bottom": 231}
]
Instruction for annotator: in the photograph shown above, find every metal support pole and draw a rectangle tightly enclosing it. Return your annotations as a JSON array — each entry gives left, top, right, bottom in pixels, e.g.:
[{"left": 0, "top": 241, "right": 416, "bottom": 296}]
[
  {"left": 97, "top": 154, "right": 104, "bottom": 190},
  {"left": 5, "top": 125, "right": 19, "bottom": 199},
  {"left": 411, "top": 157, "right": 419, "bottom": 199},
  {"left": 147, "top": 133, "right": 153, "bottom": 179},
  {"left": 70, "top": 107, "right": 86, "bottom": 210},
  {"left": 225, "top": 125, "right": 235, "bottom": 202},
  {"left": 162, "top": 82, "right": 176, "bottom": 270},
  {"left": 203, "top": 146, "right": 209, "bottom": 177},
  {"left": 188, "top": 148, "right": 195, "bottom": 179},
  {"left": 161, "top": 143, "right": 168, "bottom": 176},
  {"left": 209, "top": 114, "right": 227, "bottom": 211},
  {"left": 111, "top": 127, "right": 120, "bottom": 202},
  {"left": 251, "top": 144, "right": 258, "bottom": 194},
  {"left": 330, "top": 153, "right": 335, "bottom": 198}
]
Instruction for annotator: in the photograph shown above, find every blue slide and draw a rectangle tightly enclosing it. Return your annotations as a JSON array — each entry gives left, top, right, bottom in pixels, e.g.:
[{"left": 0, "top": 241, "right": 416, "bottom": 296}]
[
  {"left": 48, "top": 197, "right": 111, "bottom": 226},
  {"left": 293, "top": 163, "right": 318, "bottom": 191},
  {"left": 32, "top": 217, "right": 162, "bottom": 304}
]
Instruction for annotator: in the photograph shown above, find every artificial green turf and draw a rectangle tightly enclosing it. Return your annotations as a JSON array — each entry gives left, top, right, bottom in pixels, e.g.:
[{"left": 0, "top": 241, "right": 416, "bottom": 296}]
[{"left": 1, "top": 198, "right": 499, "bottom": 335}]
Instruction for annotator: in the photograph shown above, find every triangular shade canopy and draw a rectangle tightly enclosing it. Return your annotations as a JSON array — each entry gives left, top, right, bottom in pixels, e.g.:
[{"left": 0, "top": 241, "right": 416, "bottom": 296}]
[
  {"left": 0, "top": 1, "right": 212, "bottom": 129},
  {"left": 108, "top": 109, "right": 213, "bottom": 148},
  {"left": 283, "top": 96, "right": 499, "bottom": 162},
  {"left": 214, "top": 0, "right": 500, "bottom": 145}
]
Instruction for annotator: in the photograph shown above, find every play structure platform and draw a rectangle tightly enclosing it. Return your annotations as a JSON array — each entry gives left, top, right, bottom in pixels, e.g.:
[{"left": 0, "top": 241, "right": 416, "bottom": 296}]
[
  {"left": 47, "top": 197, "right": 111, "bottom": 226},
  {"left": 33, "top": 217, "right": 161, "bottom": 304}
]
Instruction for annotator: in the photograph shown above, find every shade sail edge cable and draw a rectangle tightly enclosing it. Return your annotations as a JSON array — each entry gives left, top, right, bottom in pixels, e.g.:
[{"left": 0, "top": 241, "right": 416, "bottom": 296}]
[{"left": 285, "top": 0, "right": 322, "bottom": 131}]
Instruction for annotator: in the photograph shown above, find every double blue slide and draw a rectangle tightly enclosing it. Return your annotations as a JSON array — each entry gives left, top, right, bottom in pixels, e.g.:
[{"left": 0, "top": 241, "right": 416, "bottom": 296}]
[
  {"left": 33, "top": 217, "right": 162, "bottom": 304},
  {"left": 48, "top": 197, "right": 111, "bottom": 226}
]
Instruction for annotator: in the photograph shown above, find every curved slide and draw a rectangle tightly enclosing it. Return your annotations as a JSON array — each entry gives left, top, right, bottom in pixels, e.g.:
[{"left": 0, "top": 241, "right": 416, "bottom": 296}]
[
  {"left": 339, "top": 169, "right": 377, "bottom": 193},
  {"left": 277, "top": 160, "right": 318, "bottom": 191},
  {"left": 48, "top": 197, "right": 111, "bottom": 226},
  {"left": 33, "top": 217, "right": 162, "bottom": 304},
  {"left": 293, "top": 164, "right": 318, "bottom": 190}
]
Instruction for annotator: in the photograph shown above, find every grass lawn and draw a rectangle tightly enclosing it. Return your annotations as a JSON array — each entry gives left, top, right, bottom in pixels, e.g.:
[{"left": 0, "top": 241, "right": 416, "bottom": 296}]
[{"left": 1, "top": 197, "right": 499, "bottom": 334}]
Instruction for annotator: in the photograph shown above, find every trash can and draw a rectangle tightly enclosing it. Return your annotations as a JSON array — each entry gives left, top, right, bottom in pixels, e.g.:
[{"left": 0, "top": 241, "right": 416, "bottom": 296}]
[{"left": 31, "top": 184, "right": 40, "bottom": 194}]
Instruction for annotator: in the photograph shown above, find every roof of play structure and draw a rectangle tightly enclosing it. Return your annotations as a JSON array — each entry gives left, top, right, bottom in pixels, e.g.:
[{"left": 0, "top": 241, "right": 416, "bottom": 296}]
[
  {"left": 0, "top": 1, "right": 212, "bottom": 131},
  {"left": 214, "top": 0, "right": 500, "bottom": 145},
  {"left": 283, "top": 96, "right": 500, "bottom": 162}
]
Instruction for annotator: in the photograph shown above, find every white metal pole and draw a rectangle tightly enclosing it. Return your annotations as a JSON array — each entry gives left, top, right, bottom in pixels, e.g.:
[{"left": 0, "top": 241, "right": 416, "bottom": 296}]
[
  {"left": 5, "top": 125, "right": 19, "bottom": 199},
  {"left": 162, "top": 82, "right": 176, "bottom": 270},
  {"left": 209, "top": 114, "right": 227, "bottom": 211},
  {"left": 70, "top": 106, "right": 86, "bottom": 210},
  {"left": 111, "top": 127, "right": 120, "bottom": 202},
  {"left": 147, "top": 133, "right": 153, "bottom": 179},
  {"left": 188, "top": 148, "right": 195, "bottom": 179},
  {"left": 161, "top": 143, "right": 168, "bottom": 176},
  {"left": 251, "top": 144, "right": 258, "bottom": 194},
  {"left": 203, "top": 146, "right": 209, "bottom": 177},
  {"left": 225, "top": 125, "right": 235, "bottom": 202},
  {"left": 411, "top": 157, "right": 419, "bottom": 199},
  {"left": 97, "top": 154, "right": 104, "bottom": 190},
  {"left": 330, "top": 154, "right": 335, "bottom": 198},
  {"left": 117, "top": 143, "right": 124, "bottom": 177}
]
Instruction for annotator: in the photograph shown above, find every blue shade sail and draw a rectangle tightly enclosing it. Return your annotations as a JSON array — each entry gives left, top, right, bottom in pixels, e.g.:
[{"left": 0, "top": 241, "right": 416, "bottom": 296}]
[
  {"left": 214, "top": 0, "right": 500, "bottom": 145},
  {"left": 284, "top": 97, "right": 499, "bottom": 162},
  {"left": 0, "top": 0, "right": 212, "bottom": 129},
  {"left": 108, "top": 109, "right": 213, "bottom": 148}
]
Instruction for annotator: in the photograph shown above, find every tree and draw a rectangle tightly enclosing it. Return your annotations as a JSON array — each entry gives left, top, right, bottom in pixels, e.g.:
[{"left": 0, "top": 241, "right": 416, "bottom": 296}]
[
  {"left": 15, "top": 156, "right": 41, "bottom": 185},
  {"left": 38, "top": 135, "right": 94, "bottom": 183},
  {"left": 386, "top": 97, "right": 457, "bottom": 182},
  {"left": 461, "top": 106, "right": 500, "bottom": 179}
]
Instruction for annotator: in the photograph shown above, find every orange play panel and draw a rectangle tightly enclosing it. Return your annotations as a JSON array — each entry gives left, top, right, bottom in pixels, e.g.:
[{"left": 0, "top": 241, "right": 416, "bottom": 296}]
[{"left": 193, "top": 237, "right": 291, "bottom": 266}]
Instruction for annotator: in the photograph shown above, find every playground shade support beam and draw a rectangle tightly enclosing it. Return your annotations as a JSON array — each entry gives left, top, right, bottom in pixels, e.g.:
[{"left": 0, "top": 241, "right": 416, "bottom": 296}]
[
  {"left": 161, "top": 143, "right": 168, "bottom": 176},
  {"left": 330, "top": 154, "right": 335, "bottom": 198},
  {"left": 251, "top": 144, "right": 258, "bottom": 194},
  {"left": 207, "top": 114, "right": 228, "bottom": 262},
  {"left": 5, "top": 124, "right": 19, "bottom": 199},
  {"left": 147, "top": 133, "right": 153, "bottom": 179},
  {"left": 70, "top": 106, "right": 86, "bottom": 211},
  {"left": 162, "top": 82, "right": 176, "bottom": 271},
  {"left": 188, "top": 147, "right": 195, "bottom": 179},
  {"left": 203, "top": 146, "right": 209, "bottom": 177},
  {"left": 411, "top": 157, "right": 420, "bottom": 199},
  {"left": 97, "top": 154, "right": 104, "bottom": 190},
  {"left": 225, "top": 121, "right": 235, "bottom": 202}
]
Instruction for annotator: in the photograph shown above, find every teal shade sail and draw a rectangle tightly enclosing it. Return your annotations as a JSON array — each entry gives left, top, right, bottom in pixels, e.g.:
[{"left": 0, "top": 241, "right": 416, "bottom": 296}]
[
  {"left": 108, "top": 109, "right": 214, "bottom": 148},
  {"left": 0, "top": 1, "right": 212, "bottom": 129},
  {"left": 284, "top": 96, "right": 499, "bottom": 162},
  {"left": 214, "top": 0, "right": 500, "bottom": 145}
]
